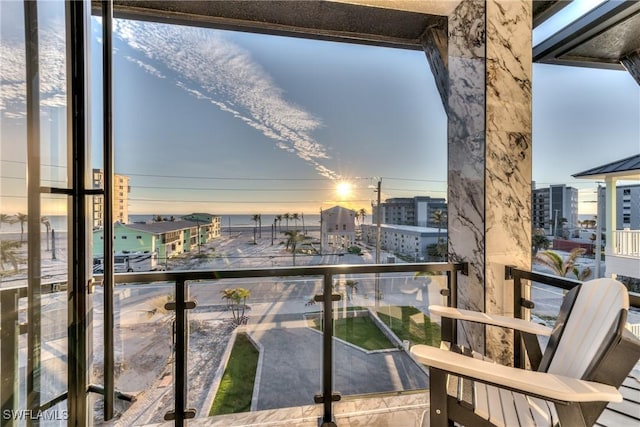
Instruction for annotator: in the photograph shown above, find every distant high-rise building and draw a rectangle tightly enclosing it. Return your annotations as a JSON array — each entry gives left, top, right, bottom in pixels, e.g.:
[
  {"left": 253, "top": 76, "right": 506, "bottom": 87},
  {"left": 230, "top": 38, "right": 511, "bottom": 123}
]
[
  {"left": 92, "top": 169, "right": 130, "bottom": 229},
  {"left": 372, "top": 196, "right": 447, "bottom": 228},
  {"left": 598, "top": 184, "right": 640, "bottom": 230},
  {"left": 532, "top": 184, "right": 578, "bottom": 235}
]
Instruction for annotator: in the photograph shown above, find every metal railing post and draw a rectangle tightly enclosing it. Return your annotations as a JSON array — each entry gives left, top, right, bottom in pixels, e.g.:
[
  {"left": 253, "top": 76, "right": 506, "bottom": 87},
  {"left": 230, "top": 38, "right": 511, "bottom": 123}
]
[
  {"left": 165, "top": 278, "right": 196, "bottom": 425},
  {"left": 322, "top": 273, "right": 335, "bottom": 425},
  {"left": 101, "top": 0, "right": 115, "bottom": 419},
  {"left": 511, "top": 267, "right": 524, "bottom": 368},
  {"left": 1, "top": 289, "right": 19, "bottom": 426},
  {"left": 442, "top": 269, "right": 459, "bottom": 346},
  {"left": 313, "top": 273, "right": 340, "bottom": 426}
]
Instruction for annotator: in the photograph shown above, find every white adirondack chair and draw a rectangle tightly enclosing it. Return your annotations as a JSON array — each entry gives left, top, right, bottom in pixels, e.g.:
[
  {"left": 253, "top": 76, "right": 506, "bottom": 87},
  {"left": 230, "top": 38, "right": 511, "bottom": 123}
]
[{"left": 411, "top": 278, "right": 640, "bottom": 427}]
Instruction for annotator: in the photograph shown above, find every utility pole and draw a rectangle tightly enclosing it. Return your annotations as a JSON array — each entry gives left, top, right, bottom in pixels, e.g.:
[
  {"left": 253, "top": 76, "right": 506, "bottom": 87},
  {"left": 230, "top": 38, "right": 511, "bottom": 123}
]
[
  {"left": 375, "top": 179, "right": 382, "bottom": 306},
  {"left": 376, "top": 179, "right": 382, "bottom": 265}
]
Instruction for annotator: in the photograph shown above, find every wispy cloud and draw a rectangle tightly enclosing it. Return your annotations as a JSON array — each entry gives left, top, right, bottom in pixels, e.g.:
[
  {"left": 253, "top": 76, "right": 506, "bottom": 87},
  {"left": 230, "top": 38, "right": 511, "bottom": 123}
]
[{"left": 113, "top": 20, "right": 339, "bottom": 179}]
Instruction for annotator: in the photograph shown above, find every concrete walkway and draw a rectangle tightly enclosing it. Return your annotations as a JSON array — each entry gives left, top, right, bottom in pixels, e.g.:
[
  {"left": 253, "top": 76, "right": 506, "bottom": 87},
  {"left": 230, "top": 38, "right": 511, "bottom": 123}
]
[{"left": 245, "top": 315, "right": 429, "bottom": 411}]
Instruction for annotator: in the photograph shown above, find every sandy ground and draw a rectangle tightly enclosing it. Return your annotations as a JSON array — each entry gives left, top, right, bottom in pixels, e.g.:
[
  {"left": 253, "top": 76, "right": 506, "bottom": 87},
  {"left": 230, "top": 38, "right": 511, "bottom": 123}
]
[{"left": 90, "top": 228, "right": 340, "bottom": 425}]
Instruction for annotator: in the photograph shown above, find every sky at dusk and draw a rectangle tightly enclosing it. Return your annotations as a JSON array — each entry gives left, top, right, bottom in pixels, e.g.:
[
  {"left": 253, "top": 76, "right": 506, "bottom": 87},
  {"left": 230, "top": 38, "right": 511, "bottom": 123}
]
[{"left": 1, "top": 1, "right": 638, "bottom": 217}]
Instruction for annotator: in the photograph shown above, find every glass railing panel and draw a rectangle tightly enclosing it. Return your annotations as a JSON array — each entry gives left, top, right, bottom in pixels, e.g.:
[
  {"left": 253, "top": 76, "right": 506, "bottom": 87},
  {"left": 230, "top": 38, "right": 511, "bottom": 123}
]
[
  {"left": 188, "top": 276, "right": 324, "bottom": 419},
  {"left": 331, "top": 271, "right": 446, "bottom": 401},
  {"left": 92, "top": 280, "right": 175, "bottom": 424}
]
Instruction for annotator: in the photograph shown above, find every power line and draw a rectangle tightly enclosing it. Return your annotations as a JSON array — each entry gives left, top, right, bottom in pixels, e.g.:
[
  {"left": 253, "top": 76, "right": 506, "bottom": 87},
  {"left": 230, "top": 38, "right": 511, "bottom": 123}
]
[
  {"left": 122, "top": 172, "right": 372, "bottom": 181},
  {"left": 128, "top": 197, "right": 373, "bottom": 204},
  {"left": 132, "top": 185, "right": 340, "bottom": 192}
]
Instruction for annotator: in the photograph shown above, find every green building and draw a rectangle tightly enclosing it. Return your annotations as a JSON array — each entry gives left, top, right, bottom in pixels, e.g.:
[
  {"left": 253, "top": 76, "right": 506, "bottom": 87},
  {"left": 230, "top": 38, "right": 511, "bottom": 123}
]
[{"left": 93, "top": 214, "right": 220, "bottom": 261}]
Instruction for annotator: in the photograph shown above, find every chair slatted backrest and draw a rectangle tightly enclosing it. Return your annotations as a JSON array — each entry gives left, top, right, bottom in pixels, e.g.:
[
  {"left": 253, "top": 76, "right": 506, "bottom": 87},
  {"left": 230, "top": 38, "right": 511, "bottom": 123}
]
[{"left": 539, "top": 278, "right": 629, "bottom": 379}]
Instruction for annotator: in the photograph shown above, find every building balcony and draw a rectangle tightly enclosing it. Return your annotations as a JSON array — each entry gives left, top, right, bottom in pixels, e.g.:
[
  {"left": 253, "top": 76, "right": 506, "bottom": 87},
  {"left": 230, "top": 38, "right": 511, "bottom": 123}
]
[
  {"left": 613, "top": 229, "right": 640, "bottom": 258},
  {"left": 606, "top": 230, "right": 640, "bottom": 279},
  {"left": 5, "top": 263, "right": 637, "bottom": 426}
]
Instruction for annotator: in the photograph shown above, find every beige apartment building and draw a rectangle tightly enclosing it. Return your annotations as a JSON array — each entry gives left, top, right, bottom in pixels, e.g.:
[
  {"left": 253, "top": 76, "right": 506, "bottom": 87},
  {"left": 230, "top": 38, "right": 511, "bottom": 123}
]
[{"left": 92, "top": 169, "right": 130, "bottom": 229}]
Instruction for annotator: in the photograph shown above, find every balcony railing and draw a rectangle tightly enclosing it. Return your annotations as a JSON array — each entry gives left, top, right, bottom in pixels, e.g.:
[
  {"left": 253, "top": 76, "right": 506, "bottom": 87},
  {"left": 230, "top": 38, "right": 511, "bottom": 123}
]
[
  {"left": 613, "top": 229, "right": 640, "bottom": 257},
  {"left": 4, "top": 263, "right": 639, "bottom": 427}
]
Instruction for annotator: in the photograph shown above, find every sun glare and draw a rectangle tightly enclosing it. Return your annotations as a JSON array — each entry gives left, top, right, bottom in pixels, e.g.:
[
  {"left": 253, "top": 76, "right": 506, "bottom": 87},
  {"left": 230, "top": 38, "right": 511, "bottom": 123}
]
[{"left": 336, "top": 181, "right": 352, "bottom": 199}]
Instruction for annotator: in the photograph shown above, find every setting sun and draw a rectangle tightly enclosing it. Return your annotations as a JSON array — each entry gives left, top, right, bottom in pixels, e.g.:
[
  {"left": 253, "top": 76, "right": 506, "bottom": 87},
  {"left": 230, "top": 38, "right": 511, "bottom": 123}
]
[{"left": 336, "top": 181, "right": 352, "bottom": 199}]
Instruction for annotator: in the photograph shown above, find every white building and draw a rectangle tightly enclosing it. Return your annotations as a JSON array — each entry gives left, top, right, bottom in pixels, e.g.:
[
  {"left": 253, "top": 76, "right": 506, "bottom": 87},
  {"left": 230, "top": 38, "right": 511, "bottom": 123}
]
[
  {"left": 598, "top": 183, "right": 640, "bottom": 230},
  {"left": 320, "top": 206, "right": 356, "bottom": 251},
  {"left": 361, "top": 223, "right": 443, "bottom": 261},
  {"left": 574, "top": 155, "right": 640, "bottom": 280}
]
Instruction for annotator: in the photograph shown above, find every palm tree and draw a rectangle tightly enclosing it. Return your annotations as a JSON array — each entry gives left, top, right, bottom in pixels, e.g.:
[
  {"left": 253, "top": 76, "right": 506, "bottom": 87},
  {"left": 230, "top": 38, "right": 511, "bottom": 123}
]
[
  {"left": 284, "top": 229, "right": 304, "bottom": 266},
  {"left": 0, "top": 240, "right": 21, "bottom": 272},
  {"left": 41, "top": 216, "right": 51, "bottom": 251},
  {"left": 532, "top": 229, "right": 550, "bottom": 255},
  {"left": 432, "top": 210, "right": 447, "bottom": 261},
  {"left": 276, "top": 214, "right": 283, "bottom": 232},
  {"left": 0, "top": 213, "right": 16, "bottom": 231},
  {"left": 15, "top": 213, "right": 27, "bottom": 243},
  {"left": 283, "top": 213, "right": 291, "bottom": 231},
  {"left": 345, "top": 279, "right": 358, "bottom": 301},
  {"left": 251, "top": 214, "right": 260, "bottom": 244},
  {"left": 292, "top": 213, "right": 300, "bottom": 229},
  {"left": 221, "top": 288, "right": 251, "bottom": 326},
  {"left": 358, "top": 208, "right": 367, "bottom": 224},
  {"left": 535, "top": 248, "right": 591, "bottom": 280}
]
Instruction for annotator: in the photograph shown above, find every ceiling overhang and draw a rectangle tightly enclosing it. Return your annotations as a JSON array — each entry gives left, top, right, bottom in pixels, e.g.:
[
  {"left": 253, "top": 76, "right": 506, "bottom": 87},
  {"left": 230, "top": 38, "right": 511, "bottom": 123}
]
[
  {"left": 533, "top": 0, "right": 640, "bottom": 71},
  {"left": 94, "top": 1, "right": 562, "bottom": 51},
  {"left": 93, "top": 0, "right": 453, "bottom": 51}
]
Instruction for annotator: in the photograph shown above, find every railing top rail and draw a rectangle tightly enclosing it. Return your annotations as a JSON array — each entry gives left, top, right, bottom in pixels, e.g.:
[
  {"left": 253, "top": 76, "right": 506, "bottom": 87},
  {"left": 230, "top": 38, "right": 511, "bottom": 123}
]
[
  {"left": 506, "top": 266, "right": 640, "bottom": 309},
  {"left": 94, "top": 262, "right": 465, "bottom": 285}
]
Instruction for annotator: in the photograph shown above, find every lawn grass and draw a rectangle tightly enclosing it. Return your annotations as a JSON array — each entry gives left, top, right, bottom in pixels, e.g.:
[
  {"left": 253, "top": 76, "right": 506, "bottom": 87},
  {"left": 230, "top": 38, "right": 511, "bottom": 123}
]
[
  {"left": 209, "top": 333, "right": 259, "bottom": 416},
  {"left": 377, "top": 306, "right": 441, "bottom": 348},
  {"left": 312, "top": 314, "right": 394, "bottom": 351}
]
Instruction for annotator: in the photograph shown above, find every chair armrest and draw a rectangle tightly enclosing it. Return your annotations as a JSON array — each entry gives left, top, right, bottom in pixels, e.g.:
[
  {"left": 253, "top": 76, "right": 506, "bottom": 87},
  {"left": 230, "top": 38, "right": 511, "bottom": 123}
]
[
  {"left": 429, "top": 305, "right": 552, "bottom": 336},
  {"left": 410, "top": 344, "right": 622, "bottom": 403}
]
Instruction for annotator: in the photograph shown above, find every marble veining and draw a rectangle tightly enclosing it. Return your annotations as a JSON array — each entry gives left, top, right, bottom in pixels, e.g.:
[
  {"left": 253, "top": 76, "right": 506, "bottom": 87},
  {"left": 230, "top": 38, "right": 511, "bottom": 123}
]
[
  {"left": 448, "top": 0, "right": 487, "bottom": 353},
  {"left": 621, "top": 50, "right": 640, "bottom": 85},
  {"left": 484, "top": 0, "right": 532, "bottom": 364},
  {"left": 447, "top": 0, "right": 532, "bottom": 361}
]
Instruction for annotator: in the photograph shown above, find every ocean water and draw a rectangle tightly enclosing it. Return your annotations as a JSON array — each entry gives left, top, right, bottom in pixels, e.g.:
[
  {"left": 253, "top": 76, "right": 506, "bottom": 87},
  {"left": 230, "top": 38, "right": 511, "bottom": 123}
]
[
  {"left": 129, "top": 214, "right": 323, "bottom": 228},
  {"left": 0, "top": 215, "right": 69, "bottom": 234}
]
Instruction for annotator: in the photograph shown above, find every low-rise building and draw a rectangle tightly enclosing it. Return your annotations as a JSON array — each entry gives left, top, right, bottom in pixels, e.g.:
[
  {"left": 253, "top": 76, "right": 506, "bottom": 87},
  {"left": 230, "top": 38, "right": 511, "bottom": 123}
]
[
  {"left": 361, "top": 223, "right": 443, "bottom": 261},
  {"left": 182, "top": 213, "right": 222, "bottom": 240},
  {"left": 93, "top": 213, "right": 221, "bottom": 262},
  {"left": 320, "top": 206, "right": 356, "bottom": 250},
  {"left": 372, "top": 196, "right": 447, "bottom": 228}
]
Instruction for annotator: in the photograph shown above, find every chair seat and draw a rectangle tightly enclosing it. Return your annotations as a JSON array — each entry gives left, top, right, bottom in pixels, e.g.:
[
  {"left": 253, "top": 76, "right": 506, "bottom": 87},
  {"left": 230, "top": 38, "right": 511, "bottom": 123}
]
[
  {"left": 450, "top": 351, "right": 559, "bottom": 427},
  {"left": 472, "top": 383, "right": 558, "bottom": 427}
]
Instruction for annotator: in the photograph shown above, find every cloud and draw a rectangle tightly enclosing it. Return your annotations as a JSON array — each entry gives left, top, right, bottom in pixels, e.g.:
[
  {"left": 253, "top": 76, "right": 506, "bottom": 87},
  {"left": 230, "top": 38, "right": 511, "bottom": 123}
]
[
  {"left": 124, "top": 56, "right": 166, "bottom": 79},
  {"left": 113, "top": 20, "right": 339, "bottom": 179},
  {"left": 0, "top": 18, "right": 67, "bottom": 117}
]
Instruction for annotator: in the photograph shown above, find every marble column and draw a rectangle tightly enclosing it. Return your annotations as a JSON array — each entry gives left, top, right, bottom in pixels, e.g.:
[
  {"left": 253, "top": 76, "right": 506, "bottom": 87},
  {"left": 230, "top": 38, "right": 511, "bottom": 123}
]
[
  {"left": 447, "top": 0, "right": 532, "bottom": 364},
  {"left": 621, "top": 49, "right": 640, "bottom": 86}
]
